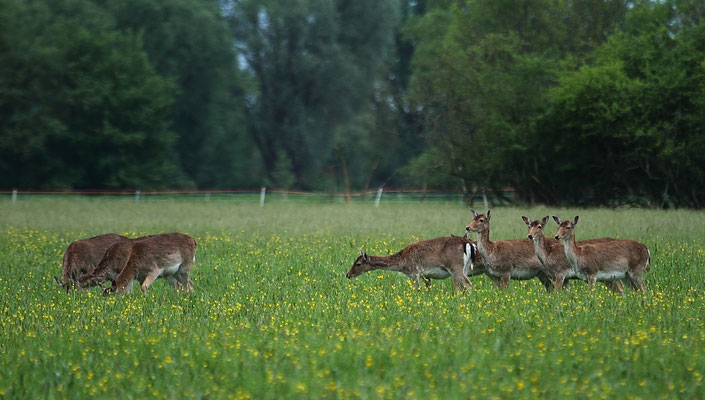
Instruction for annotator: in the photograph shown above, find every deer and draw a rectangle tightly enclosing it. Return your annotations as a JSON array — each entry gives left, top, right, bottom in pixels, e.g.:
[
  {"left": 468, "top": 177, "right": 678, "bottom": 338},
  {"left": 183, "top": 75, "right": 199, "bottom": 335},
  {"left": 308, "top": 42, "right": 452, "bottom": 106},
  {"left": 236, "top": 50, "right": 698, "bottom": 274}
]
[
  {"left": 54, "top": 233, "right": 130, "bottom": 292},
  {"left": 553, "top": 216, "right": 650, "bottom": 291},
  {"left": 521, "top": 216, "right": 624, "bottom": 292},
  {"left": 76, "top": 235, "right": 156, "bottom": 292},
  {"left": 102, "top": 232, "right": 197, "bottom": 295},
  {"left": 345, "top": 235, "right": 482, "bottom": 292},
  {"left": 465, "top": 209, "right": 553, "bottom": 290}
]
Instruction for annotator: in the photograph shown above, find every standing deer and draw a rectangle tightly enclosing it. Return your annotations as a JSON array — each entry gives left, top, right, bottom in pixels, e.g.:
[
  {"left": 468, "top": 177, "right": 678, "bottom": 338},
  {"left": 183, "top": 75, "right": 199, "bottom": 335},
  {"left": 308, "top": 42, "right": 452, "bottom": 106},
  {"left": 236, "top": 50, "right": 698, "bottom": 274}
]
[
  {"left": 76, "top": 235, "right": 156, "bottom": 292},
  {"left": 103, "top": 232, "right": 197, "bottom": 295},
  {"left": 521, "top": 216, "right": 624, "bottom": 292},
  {"left": 553, "top": 216, "right": 650, "bottom": 291},
  {"left": 54, "top": 233, "right": 129, "bottom": 292},
  {"left": 345, "top": 236, "right": 482, "bottom": 292},
  {"left": 465, "top": 209, "right": 553, "bottom": 290}
]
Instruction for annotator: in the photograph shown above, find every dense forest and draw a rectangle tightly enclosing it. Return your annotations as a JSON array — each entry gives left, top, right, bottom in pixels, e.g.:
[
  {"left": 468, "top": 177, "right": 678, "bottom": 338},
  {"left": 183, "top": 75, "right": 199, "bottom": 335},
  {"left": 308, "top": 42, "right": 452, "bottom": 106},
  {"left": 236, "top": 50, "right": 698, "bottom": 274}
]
[{"left": 1, "top": 0, "right": 704, "bottom": 207}]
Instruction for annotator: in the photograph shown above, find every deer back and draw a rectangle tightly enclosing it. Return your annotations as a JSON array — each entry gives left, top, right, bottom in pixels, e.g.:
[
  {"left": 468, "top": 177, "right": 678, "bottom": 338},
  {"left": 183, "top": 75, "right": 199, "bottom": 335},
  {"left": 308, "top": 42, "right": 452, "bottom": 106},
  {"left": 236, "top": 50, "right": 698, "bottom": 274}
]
[
  {"left": 61, "top": 234, "right": 129, "bottom": 282},
  {"left": 116, "top": 233, "right": 197, "bottom": 285},
  {"left": 576, "top": 239, "right": 649, "bottom": 274}
]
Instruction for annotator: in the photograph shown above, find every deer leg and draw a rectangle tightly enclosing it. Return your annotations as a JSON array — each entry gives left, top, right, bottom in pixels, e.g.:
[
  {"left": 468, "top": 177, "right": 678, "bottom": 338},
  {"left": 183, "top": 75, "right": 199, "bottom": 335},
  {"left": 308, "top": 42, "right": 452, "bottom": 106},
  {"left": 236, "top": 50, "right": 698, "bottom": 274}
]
[
  {"left": 614, "top": 280, "right": 625, "bottom": 293},
  {"left": 554, "top": 274, "right": 566, "bottom": 291},
  {"left": 500, "top": 273, "right": 510, "bottom": 290},
  {"left": 587, "top": 275, "right": 597, "bottom": 291},
  {"left": 167, "top": 276, "right": 183, "bottom": 291},
  {"left": 180, "top": 273, "right": 193, "bottom": 292},
  {"left": 422, "top": 275, "right": 432, "bottom": 288},
  {"left": 603, "top": 280, "right": 624, "bottom": 293},
  {"left": 449, "top": 268, "right": 472, "bottom": 293},
  {"left": 124, "top": 280, "right": 135, "bottom": 294},
  {"left": 140, "top": 269, "right": 161, "bottom": 294},
  {"left": 537, "top": 272, "right": 553, "bottom": 292},
  {"left": 627, "top": 272, "right": 646, "bottom": 292}
]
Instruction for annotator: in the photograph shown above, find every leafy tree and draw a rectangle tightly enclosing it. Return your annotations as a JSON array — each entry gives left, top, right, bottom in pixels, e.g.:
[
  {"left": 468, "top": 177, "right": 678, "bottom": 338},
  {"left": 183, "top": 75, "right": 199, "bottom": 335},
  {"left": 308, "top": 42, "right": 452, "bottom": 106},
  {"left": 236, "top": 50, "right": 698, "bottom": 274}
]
[
  {"left": 404, "top": 0, "right": 630, "bottom": 201},
  {"left": 0, "top": 0, "right": 178, "bottom": 189},
  {"left": 104, "top": 0, "right": 256, "bottom": 188},
  {"left": 533, "top": 1, "right": 705, "bottom": 207},
  {"left": 223, "top": 0, "right": 401, "bottom": 190}
]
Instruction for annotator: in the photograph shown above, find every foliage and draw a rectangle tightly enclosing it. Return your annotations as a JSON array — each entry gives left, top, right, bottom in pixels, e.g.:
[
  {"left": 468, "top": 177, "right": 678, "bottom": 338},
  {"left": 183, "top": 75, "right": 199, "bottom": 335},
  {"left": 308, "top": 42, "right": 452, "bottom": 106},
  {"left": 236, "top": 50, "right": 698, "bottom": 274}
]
[
  {"left": 2, "top": 0, "right": 705, "bottom": 208},
  {"left": 223, "top": 0, "right": 402, "bottom": 190},
  {"left": 104, "top": 0, "right": 257, "bottom": 189},
  {"left": 0, "top": 0, "right": 178, "bottom": 189},
  {"left": 405, "top": 0, "right": 705, "bottom": 207},
  {"left": 1, "top": 199, "right": 705, "bottom": 398},
  {"left": 530, "top": 1, "right": 705, "bottom": 207}
]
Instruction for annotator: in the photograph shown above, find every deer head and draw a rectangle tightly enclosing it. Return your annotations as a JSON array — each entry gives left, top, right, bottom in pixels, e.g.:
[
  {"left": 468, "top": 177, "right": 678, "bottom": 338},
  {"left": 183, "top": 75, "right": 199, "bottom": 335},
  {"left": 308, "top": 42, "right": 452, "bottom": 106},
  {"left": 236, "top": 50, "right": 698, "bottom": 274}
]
[
  {"left": 466, "top": 209, "right": 491, "bottom": 233},
  {"left": 522, "top": 216, "right": 549, "bottom": 240},
  {"left": 553, "top": 216, "right": 579, "bottom": 241},
  {"left": 346, "top": 249, "right": 372, "bottom": 279}
]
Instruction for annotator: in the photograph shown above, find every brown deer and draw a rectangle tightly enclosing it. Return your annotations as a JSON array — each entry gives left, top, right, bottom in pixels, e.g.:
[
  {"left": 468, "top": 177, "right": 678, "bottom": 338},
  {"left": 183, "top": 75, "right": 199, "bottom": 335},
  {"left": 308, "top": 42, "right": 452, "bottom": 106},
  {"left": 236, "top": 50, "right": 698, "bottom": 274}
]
[
  {"left": 103, "top": 232, "right": 197, "bottom": 295},
  {"left": 54, "top": 233, "right": 129, "bottom": 292},
  {"left": 76, "top": 235, "right": 156, "bottom": 291},
  {"left": 521, "top": 216, "right": 624, "bottom": 292},
  {"left": 345, "top": 236, "right": 482, "bottom": 292},
  {"left": 553, "top": 216, "right": 650, "bottom": 291},
  {"left": 465, "top": 209, "right": 552, "bottom": 290}
]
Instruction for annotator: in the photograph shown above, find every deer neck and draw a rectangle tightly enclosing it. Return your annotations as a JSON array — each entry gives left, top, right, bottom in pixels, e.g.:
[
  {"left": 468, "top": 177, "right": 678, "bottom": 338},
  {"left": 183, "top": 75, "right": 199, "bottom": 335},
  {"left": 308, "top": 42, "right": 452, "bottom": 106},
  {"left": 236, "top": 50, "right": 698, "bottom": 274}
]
[
  {"left": 561, "top": 235, "right": 580, "bottom": 268},
  {"left": 532, "top": 235, "right": 550, "bottom": 266},
  {"left": 475, "top": 229, "right": 494, "bottom": 262},
  {"left": 367, "top": 253, "right": 405, "bottom": 272}
]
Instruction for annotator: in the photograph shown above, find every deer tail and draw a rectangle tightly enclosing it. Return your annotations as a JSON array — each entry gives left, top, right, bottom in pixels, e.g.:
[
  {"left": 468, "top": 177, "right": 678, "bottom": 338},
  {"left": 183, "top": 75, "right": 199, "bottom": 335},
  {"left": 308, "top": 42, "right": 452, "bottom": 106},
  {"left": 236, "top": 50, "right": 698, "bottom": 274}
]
[{"left": 645, "top": 248, "right": 651, "bottom": 272}]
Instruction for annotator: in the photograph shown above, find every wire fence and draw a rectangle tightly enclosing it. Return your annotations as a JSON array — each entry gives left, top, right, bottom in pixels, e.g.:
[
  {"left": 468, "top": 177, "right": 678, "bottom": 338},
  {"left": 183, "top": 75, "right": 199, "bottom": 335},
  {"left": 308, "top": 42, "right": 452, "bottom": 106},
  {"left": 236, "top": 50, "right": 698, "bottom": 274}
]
[{"left": 1, "top": 187, "right": 515, "bottom": 207}]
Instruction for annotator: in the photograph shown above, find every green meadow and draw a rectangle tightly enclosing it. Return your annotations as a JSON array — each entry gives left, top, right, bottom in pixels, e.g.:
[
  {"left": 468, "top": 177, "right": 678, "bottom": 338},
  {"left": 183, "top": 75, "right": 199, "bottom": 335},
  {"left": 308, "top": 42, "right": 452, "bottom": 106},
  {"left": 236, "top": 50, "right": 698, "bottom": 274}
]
[{"left": 1, "top": 198, "right": 704, "bottom": 399}]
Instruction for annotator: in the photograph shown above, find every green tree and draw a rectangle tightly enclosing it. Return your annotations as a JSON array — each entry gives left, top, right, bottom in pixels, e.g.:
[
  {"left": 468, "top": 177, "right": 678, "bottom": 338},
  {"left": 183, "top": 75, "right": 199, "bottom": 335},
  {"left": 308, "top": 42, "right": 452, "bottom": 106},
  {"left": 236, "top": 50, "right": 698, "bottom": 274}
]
[
  {"left": 224, "top": 0, "right": 401, "bottom": 190},
  {"left": 534, "top": 1, "right": 705, "bottom": 207},
  {"left": 104, "top": 0, "right": 256, "bottom": 188},
  {"left": 0, "top": 0, "right": 179, "bottom": 189},
  {"left": 404, "top": 0, "right": 630, "bottom": 201}
]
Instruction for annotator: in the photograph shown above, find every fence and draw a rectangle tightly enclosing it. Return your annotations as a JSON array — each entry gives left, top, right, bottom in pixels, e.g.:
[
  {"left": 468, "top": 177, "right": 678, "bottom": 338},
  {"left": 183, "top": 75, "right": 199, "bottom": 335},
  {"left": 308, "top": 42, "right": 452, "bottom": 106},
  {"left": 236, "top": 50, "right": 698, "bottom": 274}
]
[{"left": 1, "top": 187, "right": 515, "bottom": 207}]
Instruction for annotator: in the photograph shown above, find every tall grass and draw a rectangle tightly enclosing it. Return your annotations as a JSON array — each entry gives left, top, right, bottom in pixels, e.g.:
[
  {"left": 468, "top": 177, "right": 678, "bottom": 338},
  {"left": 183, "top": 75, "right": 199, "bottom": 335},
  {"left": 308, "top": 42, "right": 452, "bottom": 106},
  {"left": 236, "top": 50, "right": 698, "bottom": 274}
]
[{"left": 0, "top": 198, "right": 703, "bottom": 399}]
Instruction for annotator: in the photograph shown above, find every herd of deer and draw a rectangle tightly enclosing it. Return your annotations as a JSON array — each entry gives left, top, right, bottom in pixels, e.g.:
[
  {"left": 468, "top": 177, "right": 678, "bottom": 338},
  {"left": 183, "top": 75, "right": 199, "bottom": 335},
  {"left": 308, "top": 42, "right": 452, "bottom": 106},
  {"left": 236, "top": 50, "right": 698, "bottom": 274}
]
[
  {"left": 54, "top": 232, "right": 196, "bottom": 295},
  {"left": 54, "top": 209, "right": 649, "bottom": 296},
  {"left": 346, "top": 210, "right": 651, "bottom": 293}
]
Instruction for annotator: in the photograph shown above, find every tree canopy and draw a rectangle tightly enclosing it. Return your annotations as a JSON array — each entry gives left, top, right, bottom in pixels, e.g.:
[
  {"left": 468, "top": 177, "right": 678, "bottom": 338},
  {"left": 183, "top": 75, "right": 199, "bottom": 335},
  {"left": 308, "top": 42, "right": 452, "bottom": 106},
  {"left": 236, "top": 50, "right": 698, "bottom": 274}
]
[{"left": 1, "top": 0, "right": 704, "bottom": 206}]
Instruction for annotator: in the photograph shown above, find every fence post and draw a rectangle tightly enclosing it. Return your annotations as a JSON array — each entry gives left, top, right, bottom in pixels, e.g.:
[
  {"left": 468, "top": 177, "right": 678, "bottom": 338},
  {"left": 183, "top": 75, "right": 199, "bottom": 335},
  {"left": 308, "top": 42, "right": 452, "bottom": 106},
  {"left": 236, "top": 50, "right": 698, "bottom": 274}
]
[
  {"left": 482, "top": 190, "right": 488, "bottom": 209},
  {"left": 260, "top": 187, "right": 266, "bottom": 207},
  {"left": 12, "top": 189, "right": 17, "bottom": 203},
  {"left": 205, "top": 192, "right": 210, "bottom": 202},
  {"left": 135, "top": 190, "right": 141, "bottom": 202},
  {"left": 375, "top": 187, "right": 383, "bottom": 208}
]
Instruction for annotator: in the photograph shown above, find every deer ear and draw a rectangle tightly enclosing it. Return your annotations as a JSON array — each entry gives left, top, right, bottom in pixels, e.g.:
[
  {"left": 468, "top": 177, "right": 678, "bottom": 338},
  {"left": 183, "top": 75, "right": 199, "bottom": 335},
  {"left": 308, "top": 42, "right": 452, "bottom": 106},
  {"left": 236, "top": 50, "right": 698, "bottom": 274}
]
[
  {"left": 471, "top": 209, "right": 477, "bottom": 218},
  {"left": 541, "top": 216, "right": 549, "bottom": 225},
  {"left": 521, "top": 216, "right": 530, "bottom": 226},
  {"left": 573, "top": 216, "right": 579, "bottom": 226},
  {"left": 486, "top": 209, "right": 491, "bottom": 220},
  {"left": 552, "top": 216, "right": 561, "bottom": 225}
]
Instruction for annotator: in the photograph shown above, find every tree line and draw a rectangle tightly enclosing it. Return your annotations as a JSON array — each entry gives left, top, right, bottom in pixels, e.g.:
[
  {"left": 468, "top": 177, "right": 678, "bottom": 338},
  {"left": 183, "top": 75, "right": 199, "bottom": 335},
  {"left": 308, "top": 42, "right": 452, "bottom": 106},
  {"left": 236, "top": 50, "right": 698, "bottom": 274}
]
[{"left": 1, "top": 0, "right": 703, "bottom": 207}]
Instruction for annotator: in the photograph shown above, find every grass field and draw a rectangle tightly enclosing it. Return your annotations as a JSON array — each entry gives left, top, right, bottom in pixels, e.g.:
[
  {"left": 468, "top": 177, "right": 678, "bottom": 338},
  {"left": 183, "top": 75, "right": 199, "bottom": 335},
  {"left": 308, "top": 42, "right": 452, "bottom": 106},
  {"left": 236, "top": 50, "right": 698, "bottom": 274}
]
[{"left": 1, "top": 197, "right": 704, "bottom": 399}]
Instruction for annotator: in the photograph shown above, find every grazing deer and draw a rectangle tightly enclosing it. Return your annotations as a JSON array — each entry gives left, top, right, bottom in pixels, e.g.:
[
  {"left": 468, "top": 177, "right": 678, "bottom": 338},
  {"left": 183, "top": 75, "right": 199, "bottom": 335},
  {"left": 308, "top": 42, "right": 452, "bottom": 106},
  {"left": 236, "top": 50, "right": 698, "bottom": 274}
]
[
  {"left": 345, "top": 236, "right": 482, "bottom": 292},
  {"left": 54, "top": 233, "right": 129, "bottom": 292},
  {"left": 553, "top": 216, "right": 650, "bottom": 291},
  {"left": 76, "top": 235, "right": 156, "bottom": 292},
  {"left": 103, "top": 233, "right": 197, "bottom": 295},
  {"left": 465, "top": 209, "right": 553, "bottom": 290},
  {"left": 521, "top": 216, "right": 624, "bottom": 292}
]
